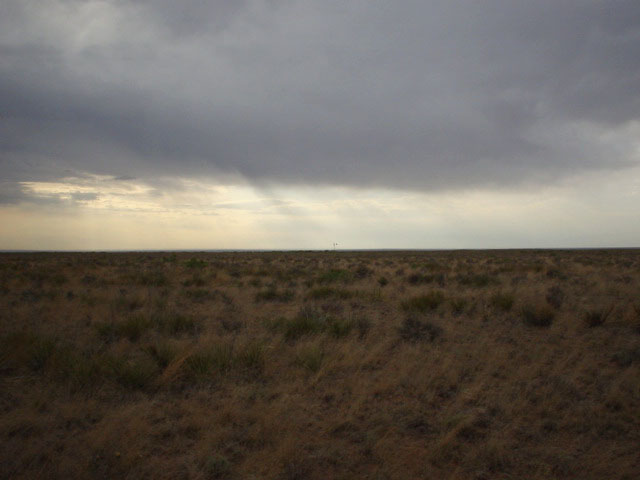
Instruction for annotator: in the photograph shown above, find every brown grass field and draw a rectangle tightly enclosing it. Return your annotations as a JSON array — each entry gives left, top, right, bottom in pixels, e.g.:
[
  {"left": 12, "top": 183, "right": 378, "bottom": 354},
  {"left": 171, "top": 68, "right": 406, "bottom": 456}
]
[{"left": 1, "top": 249, "right": 639, "bottom": 479}]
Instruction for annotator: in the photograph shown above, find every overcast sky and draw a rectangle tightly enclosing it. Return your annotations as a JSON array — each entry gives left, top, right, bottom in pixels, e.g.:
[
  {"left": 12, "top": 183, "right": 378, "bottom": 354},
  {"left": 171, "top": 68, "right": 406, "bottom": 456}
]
[{"left": 1, "top": 0, "right": 639, "bottom": 249}]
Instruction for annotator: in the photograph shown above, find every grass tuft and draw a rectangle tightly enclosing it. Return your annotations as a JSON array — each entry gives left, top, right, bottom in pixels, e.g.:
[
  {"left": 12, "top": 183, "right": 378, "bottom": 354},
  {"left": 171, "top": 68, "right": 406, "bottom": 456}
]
[
  {"left": 522, "top": 303, "right": 555, "bottom": 327},
  {"left": 398, "top": 317, "right": 443, "bottom": 342},
  {"left": 402, "top": 291, "right": 445, "bottom": 313}
]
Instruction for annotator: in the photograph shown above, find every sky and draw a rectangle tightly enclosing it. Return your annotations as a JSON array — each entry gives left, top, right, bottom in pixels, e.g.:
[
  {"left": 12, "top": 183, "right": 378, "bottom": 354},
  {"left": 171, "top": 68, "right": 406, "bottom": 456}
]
[{"left": 1, "top": 0, "right": 639, "bottom": 250}]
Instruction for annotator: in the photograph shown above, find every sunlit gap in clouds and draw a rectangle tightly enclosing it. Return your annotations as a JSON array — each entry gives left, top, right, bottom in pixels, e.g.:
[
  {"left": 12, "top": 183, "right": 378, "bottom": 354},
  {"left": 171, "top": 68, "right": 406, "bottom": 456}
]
[{"left": 1, "top": 167, "right": 639, "bottom": 251}]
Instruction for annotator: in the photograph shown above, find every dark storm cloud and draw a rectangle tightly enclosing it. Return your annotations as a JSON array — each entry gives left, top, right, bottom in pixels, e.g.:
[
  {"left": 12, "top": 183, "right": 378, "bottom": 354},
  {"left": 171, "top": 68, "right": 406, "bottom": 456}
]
[{"left": 1, "top": 0, "right": 639, "bottom": 192}]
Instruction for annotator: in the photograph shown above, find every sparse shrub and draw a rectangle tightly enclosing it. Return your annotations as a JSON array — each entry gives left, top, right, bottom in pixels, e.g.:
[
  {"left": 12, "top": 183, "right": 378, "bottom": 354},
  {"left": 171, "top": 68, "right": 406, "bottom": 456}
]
[
  {"left": 185, "top": 258, "right": 207, "bottom": 269},
  {"left": 138, "top": 271, "right": 168, "bottom": 287},
  {"left": 96, "top": 315, "right": 151, "bottom": 343},
  {"left": 236, "top": 341, "right": 266, "bottom": 372},
  {"left": 318, "top": 269, "right": 352, "bottom": 284},
  {"left": 163, "top": 314, "right": 197, "bottom": 336},
  {"left": 457, "top": 273, "right": 499, "bottom": 288},
  {"left": 407, "top": 273, "right": 434, "bottom": 285},
  {"left": 146, "top": 342, "right": 177, "bottom": 369},
  {"left": 449, "top": 297, "right": 468, "bottom": 316},
  {"left": 182, "top": 274, "right": 206, "bottom": 287},
  {"left": 28, "top": 336, "right": 57, "bottom": 372},
  {"left": 281, "top": 307, "right": 329, "bottom": 341},
  {"left": 204, "top": 455, "right": 231, "bottom": 479},
  {"left": 113, "top": 295, "right": 144, "bottom": 312},
  {"left": 185, "top": 344, "right": 234, "bottom": 379},
  {"left": 584, "top": 305, "right": 614, "bottom": 328},
  {"left": 255, "top": 288, "right": 294, "bottom": 302},
  {"left": 489, "top": 292, "right": 515, "bottom": 312},
  {"left": 221, "top": 318, "right": 244, "bottom": 332},
  {"left": 295, "top": 344, "right": 324, "bottom": 372},
  {"left": 308, "top": 287, "right": 353, "bottom": 300},
  {"left": 522, "top": 303, "right": 555, "bottom": 327},
  {"left": 356, "top": 317, "right": 371, "bottom": 338},
  {"left": 327, "top": 317, "right": 354, "bottom": 338},
  {"left": 611, "top": 346, "right": 640, "bottom": 367},
  {"left": 398, "top": 317, "right": 442, "bottom": 342},
  {"left": 184, "top": 288, "right": 215, "bottom": 302},
  {"left": 402, "top": 291, "right": 445, "bottom": 313},
  {"left": 106, "top": 356, "right": 158, "bottom": 390},
  {"left": 120, "top": 315, "right": 151, "bottom": 342},
  {"left": 546, "top": 285, "right": 565, "bottom": 309},
  {"left": 354, "top": 265, "right": 371, "bottom": 279},
  {"left": 377, "top": 276, "right": 388, "bottom": 287}
]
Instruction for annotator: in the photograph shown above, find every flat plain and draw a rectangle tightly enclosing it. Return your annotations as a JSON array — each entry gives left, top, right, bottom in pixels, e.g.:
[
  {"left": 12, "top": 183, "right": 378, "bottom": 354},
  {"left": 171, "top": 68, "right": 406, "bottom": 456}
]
[{"left": 1, "top": 249, "right": 639, "bottom": 479}]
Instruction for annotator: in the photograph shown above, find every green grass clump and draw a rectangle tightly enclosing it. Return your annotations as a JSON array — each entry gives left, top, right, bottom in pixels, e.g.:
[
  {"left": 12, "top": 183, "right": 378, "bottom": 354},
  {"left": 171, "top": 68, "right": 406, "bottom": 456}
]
[
  {"left": 235, "top": 341, "right": 267, "bottom": 372},
  {"left": 402, "top": 292, "right": 445, "bottom": 313},
  {"left": 282, "top": 307, "right": 329, "bottom": 340},
  {"left": 185, "top": 344, "right": 234, "bottom": 379}
]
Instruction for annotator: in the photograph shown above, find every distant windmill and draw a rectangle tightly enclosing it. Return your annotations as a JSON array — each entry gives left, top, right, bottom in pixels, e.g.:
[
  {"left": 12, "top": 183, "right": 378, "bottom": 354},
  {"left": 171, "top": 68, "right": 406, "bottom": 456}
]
[{"left": 333, "top": 242, "right": 338, "bottom": 251}]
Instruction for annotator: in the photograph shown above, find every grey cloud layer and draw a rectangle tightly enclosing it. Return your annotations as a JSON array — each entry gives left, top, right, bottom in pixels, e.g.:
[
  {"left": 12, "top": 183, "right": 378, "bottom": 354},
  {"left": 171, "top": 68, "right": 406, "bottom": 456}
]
[{"left": 1, "top": 0, "right": 640, "bottom": 195}]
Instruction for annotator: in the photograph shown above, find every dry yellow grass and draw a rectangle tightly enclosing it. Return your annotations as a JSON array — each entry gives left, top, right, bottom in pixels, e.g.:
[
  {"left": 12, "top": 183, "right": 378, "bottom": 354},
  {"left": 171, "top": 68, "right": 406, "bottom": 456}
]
[{"left": 0, "top": 249, "right": 639, "bottom": 479}]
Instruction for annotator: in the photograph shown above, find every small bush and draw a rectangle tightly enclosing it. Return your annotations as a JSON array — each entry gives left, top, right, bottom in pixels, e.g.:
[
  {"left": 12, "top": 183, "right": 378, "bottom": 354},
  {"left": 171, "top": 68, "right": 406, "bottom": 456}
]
[
  {"left": 182, "top": 274, "right": 206, "bottom": 287},
  {"left": 327, "top": 317, "right": 354, "bottom": 338},
  {"left": 138, "top": 271, "right": 168, "bottom": 287},
  {"left": 282, "top": 307, "right": 329, "bottom": 341},
  {"left": 26, "top": 336, "right": 57, "bottom": 372},
  {"left": 146, "top": 342, "right": 177, "bottom": 369},
  {"left": 354, "top": 265, "right": 372, "bottom": 279},
  {"left": 308, "top": 287, "right": 353, "bottom": 300},
  {"left": 377, "top": 276, "right": 388, "bottom": 287},
  {"left": 185, "top": 258, "right": 207, "bottom": 269},
  {"left": 407, "top": 273, "right": 434, "bottom": 285},
  {"left": 611, "top": 346, "right": 640, "bottom": 367},
  {"left": 318, "top": 269, "right": 352, "bottom": 284},
  {"left": 489, "top": 292, "right": 514, "bottom": 312},
  {"left": 449, "top": 298, "right": 468, "bottom": 316},
  {"left": 204, "top": 455, "right": 231, "bottom": 479},
  {"left": 356, "top": 317, "right": 372, "bottom": 338},
  {"left": 255, "top": 288, "right": 294, "bottom": 303},
  {"left": 161, "top": 313, "right": 197, "bottom": 336},
  {"left": 398, "top": 317, "right": 442, "bottom": 342},
  {"left": 402, "top": 292, "right": 445, "bottom": 313},
  {"left": 183, "top": 288, "right": 215, "bottom": 302},
  {"left": 96, "top": 315, "right": 151, "bottom": 343},
  {"left": 522, "top": 303, "right": 555, "bottom": 327},
  {"left": 236, "top": 341, "right": 266, "bottom": 372},
  {"left": 295, "top": 345, "right": 324, "bottom": 372},
  {"left": 546, "top": 285, "right": 565, "bottom": 309},
  {"left": 106, "top": 356, "right": 158, "bottom": 390},
  {"left": 185, "top": 344, "right": 234, "bottom": 379},
  {"left": 457, "top": 273, "right": 499, "bottom": 288},
  {"left": 120, "top": 315, "right": 152, "bottom": 342},
  {"left": 584, "top": 305, "right": 613, "bottom": 328}
]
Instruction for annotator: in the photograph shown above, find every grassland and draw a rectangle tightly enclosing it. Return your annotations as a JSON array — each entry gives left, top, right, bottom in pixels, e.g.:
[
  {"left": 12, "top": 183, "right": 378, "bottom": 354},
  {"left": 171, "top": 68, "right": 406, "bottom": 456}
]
[{"left": 0, "top": 249, "right": 639, "bottom": 479}]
